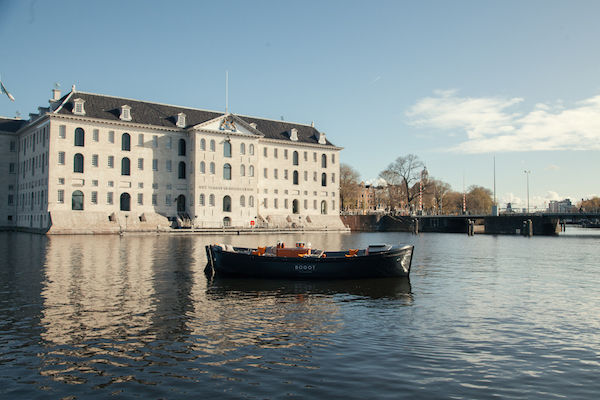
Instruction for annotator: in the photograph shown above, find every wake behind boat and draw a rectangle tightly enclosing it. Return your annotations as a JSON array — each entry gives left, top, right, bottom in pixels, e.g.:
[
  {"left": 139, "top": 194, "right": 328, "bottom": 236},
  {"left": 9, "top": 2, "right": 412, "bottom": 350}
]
[{"left": 205, "top": 242, "right": 414, "bottom": 279}]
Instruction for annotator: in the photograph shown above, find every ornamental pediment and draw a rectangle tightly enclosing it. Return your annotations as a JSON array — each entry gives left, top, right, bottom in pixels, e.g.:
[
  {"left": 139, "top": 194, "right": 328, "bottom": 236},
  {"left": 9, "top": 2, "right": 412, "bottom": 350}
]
[{"left": 191, "top": 114, "right": 262, "bottom": 137}]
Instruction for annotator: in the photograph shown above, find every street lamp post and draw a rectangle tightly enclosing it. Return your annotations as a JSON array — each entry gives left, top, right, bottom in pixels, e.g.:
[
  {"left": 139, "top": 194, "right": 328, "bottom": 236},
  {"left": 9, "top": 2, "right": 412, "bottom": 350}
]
[{"left": 524, "top": 170, "right": 531, "bottom": 213}]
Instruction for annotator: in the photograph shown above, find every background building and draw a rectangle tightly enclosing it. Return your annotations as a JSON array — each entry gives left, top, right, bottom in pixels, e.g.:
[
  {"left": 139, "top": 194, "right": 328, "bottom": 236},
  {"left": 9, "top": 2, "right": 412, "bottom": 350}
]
[{"left": 0, "top": 87, "right": 345, "bottom": 233}]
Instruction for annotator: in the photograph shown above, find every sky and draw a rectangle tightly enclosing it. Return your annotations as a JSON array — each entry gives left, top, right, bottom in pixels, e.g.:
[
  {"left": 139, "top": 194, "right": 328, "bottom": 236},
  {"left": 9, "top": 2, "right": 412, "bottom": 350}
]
[{"left": 1, "top": 0, "right": 599, "bottom": 211}]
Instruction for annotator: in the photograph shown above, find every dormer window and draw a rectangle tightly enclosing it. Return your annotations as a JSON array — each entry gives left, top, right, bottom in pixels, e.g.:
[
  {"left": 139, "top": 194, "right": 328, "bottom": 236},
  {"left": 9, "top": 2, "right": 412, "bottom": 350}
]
[
  {"left": 73, "top": 98, "right": 85, "bottom": 116},
  {"left": 249, "top": 122, "right": 257, "bottom": 129},
  {"left": 290, "top": 128, "right": 298, "bottom": 141},
  {"left": 176, "top": 112, "right": 186, "bottom": 128},
  {"left": 120, "top": 105, "right": 132, "bottom": 121},
  {"left": 317, "top": 131, "right": 327, "bottom": 144}
]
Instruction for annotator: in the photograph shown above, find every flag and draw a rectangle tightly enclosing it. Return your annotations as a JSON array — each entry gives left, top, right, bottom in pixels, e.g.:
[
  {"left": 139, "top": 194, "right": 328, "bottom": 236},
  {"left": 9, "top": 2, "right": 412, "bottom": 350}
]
[{"left": 1, "top": 80, "right": 15, "bottom": 101}]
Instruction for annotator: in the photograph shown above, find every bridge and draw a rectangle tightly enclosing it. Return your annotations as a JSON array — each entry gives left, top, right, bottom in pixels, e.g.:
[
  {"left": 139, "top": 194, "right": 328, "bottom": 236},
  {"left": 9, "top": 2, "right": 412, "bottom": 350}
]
[{"left": 340, "top": 212, "right": 600, "bottom": 236}]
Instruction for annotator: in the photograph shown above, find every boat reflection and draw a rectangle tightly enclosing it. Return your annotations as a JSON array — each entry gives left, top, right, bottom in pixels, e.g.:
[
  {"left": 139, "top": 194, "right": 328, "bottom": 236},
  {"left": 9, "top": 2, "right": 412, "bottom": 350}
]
[{"left": 206, "top": 277, "right": 413, "bottom": 301}]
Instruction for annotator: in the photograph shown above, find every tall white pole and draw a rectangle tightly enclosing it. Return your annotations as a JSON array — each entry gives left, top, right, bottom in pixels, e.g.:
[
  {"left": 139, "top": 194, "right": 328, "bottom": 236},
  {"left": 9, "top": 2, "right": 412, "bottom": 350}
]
[
  {"left": 524, "top": 170, "right": 531, "bottom": 213},
  {"left": 225, "top": 70, "right": 229, "bottom": 114}
]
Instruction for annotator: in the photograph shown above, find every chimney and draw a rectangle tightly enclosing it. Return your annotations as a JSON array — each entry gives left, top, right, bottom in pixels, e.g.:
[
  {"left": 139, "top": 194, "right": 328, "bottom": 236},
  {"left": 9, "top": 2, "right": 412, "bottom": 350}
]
[{"left": 51, "top": 88, "right": 61, "bottom": 101}]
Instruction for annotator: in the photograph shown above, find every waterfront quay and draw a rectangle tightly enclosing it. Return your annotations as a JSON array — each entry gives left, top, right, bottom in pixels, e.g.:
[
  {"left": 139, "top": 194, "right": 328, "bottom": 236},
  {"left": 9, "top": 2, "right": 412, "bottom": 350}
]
[{"left": 341, "top": 212, "right": 600, "bottom": 236}]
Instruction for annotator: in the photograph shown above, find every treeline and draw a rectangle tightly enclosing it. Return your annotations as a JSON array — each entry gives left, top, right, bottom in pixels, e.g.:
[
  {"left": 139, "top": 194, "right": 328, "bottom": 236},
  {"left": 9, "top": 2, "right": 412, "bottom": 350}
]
[{"left": 340, "top": 154, "right": 494, "bottom": 215}]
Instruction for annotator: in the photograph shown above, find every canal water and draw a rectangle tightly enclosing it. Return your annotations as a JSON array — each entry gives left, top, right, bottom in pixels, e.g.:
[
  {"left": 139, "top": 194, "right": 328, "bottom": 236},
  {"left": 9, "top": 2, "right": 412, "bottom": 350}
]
[{"left": 1, "top": 228, "right": 599, "bottom": 399}]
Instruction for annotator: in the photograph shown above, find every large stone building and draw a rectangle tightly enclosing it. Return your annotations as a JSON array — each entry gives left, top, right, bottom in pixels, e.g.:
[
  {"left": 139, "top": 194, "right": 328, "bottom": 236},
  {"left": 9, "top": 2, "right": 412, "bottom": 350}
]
[{"left": 0, "top": 87, "right": 345, "bottom": 233}]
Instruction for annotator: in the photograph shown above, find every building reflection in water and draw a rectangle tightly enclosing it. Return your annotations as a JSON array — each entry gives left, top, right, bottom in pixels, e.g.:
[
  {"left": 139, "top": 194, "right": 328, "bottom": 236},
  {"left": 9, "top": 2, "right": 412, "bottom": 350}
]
[{"left": 37, "top": 233, "right": 411, "bottom": 388}]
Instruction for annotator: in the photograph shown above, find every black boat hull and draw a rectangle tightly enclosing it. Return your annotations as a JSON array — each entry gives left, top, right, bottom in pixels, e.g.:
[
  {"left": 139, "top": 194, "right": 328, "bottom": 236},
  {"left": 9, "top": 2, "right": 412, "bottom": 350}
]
[{"left": 206, "top": 244, "right": 414, "bottom": 279}]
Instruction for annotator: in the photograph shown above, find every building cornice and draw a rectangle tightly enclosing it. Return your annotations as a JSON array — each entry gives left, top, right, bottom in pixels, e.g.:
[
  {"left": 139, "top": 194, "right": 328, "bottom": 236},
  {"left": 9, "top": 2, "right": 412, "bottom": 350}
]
[
  {"left": 48, "top": 113, "right": 183, "bottom": 133},
  {"left": 258, "top": 137, "right": 343, "bottom": 151}
]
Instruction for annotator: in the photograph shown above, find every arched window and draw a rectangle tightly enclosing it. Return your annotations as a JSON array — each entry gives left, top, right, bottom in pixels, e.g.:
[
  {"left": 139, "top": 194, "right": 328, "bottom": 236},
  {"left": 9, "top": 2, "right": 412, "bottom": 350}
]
[
  {"left": 321, "top": 154, "right": 327, "bottom": 168},
  {"left": 199, "top": 161, "right": 205, "bottom": 174},
  {"left": 240, "top": 143, "right": 246, "bottom": 154},
  {"left": 121, "top": 157, "right": 130, "bottom": 176},
  {"left": 199, "top": 194, "right": 205, "bottom": 206},
  {"left": 73, "top": 153, "right": 84, "bottom": 173},
  {"left": 210, "top": 139, "right": 215, "bottom": 152},
  {"left": 249, "top": 144, "right": 254, "bottom": 155},
  {"left": 292, "top": 199, "right": 299, "bottom": 214},
  {"left": 223, "top": 195, "right": 232, "bottom": 212},
  {"left": 120, "top": 193, "right": 131, "bottom": 211},
  {"left": 74, "top": 128, "right": 85, "bottom": 146},
  {"left": 223, "top": 217, "right": 231, "bottom": 227},
  {"left": 209, "top": 194, "right": 215, "bottom": 206},
  {"left": 249, "top": 165, "right": 254, "bottom": 177},
  {"left": 240, "top": 195, "right": 245, "bottom": 207},
  {"left": 321, "top": 173, "right": 327, "bottom": 186},
  {"left": 249, "top": 195, "right": 254, "bottom": 207},
  {"left": 178, "top": 139, "right": 186, "bottom": 156},
  {"left": 209, "top": 162, "right": 215, "bottom": 174},
  {"left": 178, "top": 161, "right": 186, "bottom": 179},
  {"left": 223, "top": 163, "right": 232, "bottom": 180},
  {"left": 293, "top": 170, "right": 299, "bottom": 185},
  {"left": 240, "top": 164, "right": 246, "bottom": 177},
  {"left": 293, "top": 151, "right": 299, "bottom": 166},
  {"left": 72, "top": 190, "right": 84, "bottom": 210},
  {"left": 122, "top": 133, "right": 131, "bottom": 151},
  {"left": 200, "top": 138, "right": 206, "bottom": 150},
  {"left": 321, "top": 200, "right": 327, "bottom": 215},
  {"left": 224, "top": 140, "right": 232, "bottom": 157}
]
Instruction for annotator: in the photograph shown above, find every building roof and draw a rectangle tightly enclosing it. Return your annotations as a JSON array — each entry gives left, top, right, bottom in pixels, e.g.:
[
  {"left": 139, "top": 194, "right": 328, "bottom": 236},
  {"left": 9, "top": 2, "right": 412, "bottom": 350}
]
[
  {"left": 0, "top": 117, "right": 26, "bottom": 133},
  {"left": 53, "top": 91, "right": 336, "bottom": 147}
]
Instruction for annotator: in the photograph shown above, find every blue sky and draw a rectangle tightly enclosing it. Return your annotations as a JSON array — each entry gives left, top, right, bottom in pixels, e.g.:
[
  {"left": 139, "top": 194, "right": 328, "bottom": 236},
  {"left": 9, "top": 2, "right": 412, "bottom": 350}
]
[{"left": 1, "top": 0, "right": 599, "bottom": 210}]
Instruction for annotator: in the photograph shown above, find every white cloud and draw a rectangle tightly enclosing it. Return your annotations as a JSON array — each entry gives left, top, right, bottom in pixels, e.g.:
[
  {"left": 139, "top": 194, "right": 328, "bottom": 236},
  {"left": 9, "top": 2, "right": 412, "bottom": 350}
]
[{"left": 406, "top": 91, "right": 600, "bottom": 153}]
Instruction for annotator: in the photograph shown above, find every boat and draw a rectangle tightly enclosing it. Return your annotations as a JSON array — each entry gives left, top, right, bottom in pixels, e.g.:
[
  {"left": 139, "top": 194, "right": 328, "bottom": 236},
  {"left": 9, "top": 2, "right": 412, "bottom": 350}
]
[{"left": 205, "top": 242, "right": 414, "bottom": 279}]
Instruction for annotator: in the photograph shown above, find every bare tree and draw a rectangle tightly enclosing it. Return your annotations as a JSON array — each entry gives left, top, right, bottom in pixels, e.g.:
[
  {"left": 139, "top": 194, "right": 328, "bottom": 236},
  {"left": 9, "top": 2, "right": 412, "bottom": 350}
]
[
  {"left": 339, "top": 163, "right": 361, "bottom": 211},
  {"left": 379, "top": 154, "right": 426, "bottom": 210},
  {"left": 429, "top": 179, "right": 452, "bottom": 214}
]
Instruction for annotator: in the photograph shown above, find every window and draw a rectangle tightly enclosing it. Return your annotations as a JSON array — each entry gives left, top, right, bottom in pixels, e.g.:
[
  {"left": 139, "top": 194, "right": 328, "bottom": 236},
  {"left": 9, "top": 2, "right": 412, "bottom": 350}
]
[
  {"left": 138, "top": 134, "right": 144, "bottom": 146},
  {"left": 285, "top": 199, "right": 289, "bottom": 209},
  {"left": 152, "top": 194, "right": 157, "bottom": 205},
  {"left": 304, "top": 151, "right": 307, "bottom": 161},
  {"left": 92, "top": 180, "right": 98, "bottom": 187},
  {"left": 58, "top": 151, "right": 65, "bottom": 165},
  {"left": 332, "top": 173, "right": 335, "bottom": 183},
  {"left": 153, "top": 135, "right": 158, "bottom": 148},
  {"left": 304, "top": 199, "right": 308, "bottom": 210},
  {"left": 121, "top": 157, "right": 130, "bottom": 176},
  {"left": 264, "top": 198, "right": 268, "bottom": 208},
  {"left": 8, "top": 194, "right": 14, "bottom": 205},
  {"left": 321, "top": 200, "right": 327, "bottom": 215},
  {"left": 178, "top": 139, "right": 186, "bottom": 156},
  {"left": 249, "top": 196, "right": 254, "bottom": 207},
  {"left": 138, "top": 182, "right": 143, "bottom": 188},
  {"left": 284, "top": 149, "right": 288, "bottom": 159},
  {"left": 332, "top": 154, "right": 336, "bottom": 164},
  {"left": 122, "top": 133, "right": 131, "bottom": 151},
  {"left": 74, "top": 153, "right": 84, "bottom": 173},
  {"left": 274, "top": 198, "right": 279, "bottom": 209},
  {"left": 137, "top": 193, "right": 143, "bottom": 205},
  {"left": 166, "top": 194, "right": 171, "bottom": 205},
  {"left": 292, "top": 199, "right": 299, "bottom": 214},
  {"left": 178, "top": 161, "right": 186, "bottom": 179},
  {"left": 263, "top": 147, "right": 268, "bottom": 157},
  {"left": 293, "top": 170, "right": 299, "bottom": 185},
  {"left": 274, "top": 169, "right": 278, "bottom": 179},
  {"left": 313, "top": 171, "right": 317, "bottom": 182},
  {"left": 10, "top": 140, "right": 15, "bottom": 152},
  {"left": 223, "top": 163, "right": 232, "bottom": 180},
  {"left": 59, "top": 125, "right": 66, "bottom": 139},
  {"left": 120, "top": 193, "right": 131, "bottom": 211},
  {"left": 108, "top": 181, "right": 114, "bottom": 187},
  {"left": 284, "top": 169, "right": 288, "bottom": 180},
  {"left": 304, "top": 171, "right": 308, "bottom": 181},
  {"left": 93, "top": 129, "right": 99, "bottom": 142},
  {"left": 74, "top": 99, "right": 85, "bottom": 115},
  {"left": 91, "top": 191, "right": 98, "bottom": 204},
  {"left": 210, "top": 139, "right": 215, "bottom": 152},
  {"left": 138, "top": 158, "right": 144, "bottom": 170},
  {"left": 107, "top": 192, "right": 113, "bottom": 205},
  {"left": 58, "top": 177, "right": 65, "bottom": 185},
  {"left": 322, "top": 173, "right": 327, "bottom": 186},
  {"left": 240, "top": 195, "right": 245, "bottom": 207},
  {"left": 249, "top": 165, "right": 254, "bottom": 177},
  {"left": 240, "top": 164, "right": 245, "bottom": 176},
  {"left": 57, "top": 189, "right": 64, "bottom": 204},
  {"left": 152, "top": 159, "right": 158, "bottom": 171},
  {"left": 264, "top": 168, "right": 268, "bottom": 179},
  {"left": 223, "top": 195, "right": 232, "bottom": 212},
  {"left": 313, "top": 152, "right": 317, "bottom": 162},
  {"left": 166, "top": 160, "right": 172, "bottom": 172},
  {"left": 109, "top": 131, "right": 115, "bottom": 143},
  {"left": 210, "top": 162, "right": 215, "bottom": 174},
  {"left": 240, "top": 143, "right": 246, "bottom": 154},
  {"left": 200, "top": 138, "right": 206, "bottom": 150},
  {"left": 224, "top": 140, "right": 232, "bottom": 157},
  {"left": 72, "top": 190, "right": 84, "bottom": 210},
  {"left": 321, "top": 154, "right": 327, "bottom": 168},
  {"left": 209, "top": 194, "right": 215, "bottom": 206},
  {"left": 293, "top": 151, "right": 299, "bottom": 166},
  {"left": 120, "top": 105, "right": 131, "bottom": 121},
  {"left": 274, "top": 148, "right": 278, "bottom": 158},
  {"left": 199, "top": 161, "right": 205, "bottom": 174},
  {"left": 9, "top": 163, "right": 15, "bottom": 174},
  {"left": 199, "top": 194, "right": 205, "bottom": 206},
  {"left": 249, "top": 144, "right": 254, "bottom": 155}
]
